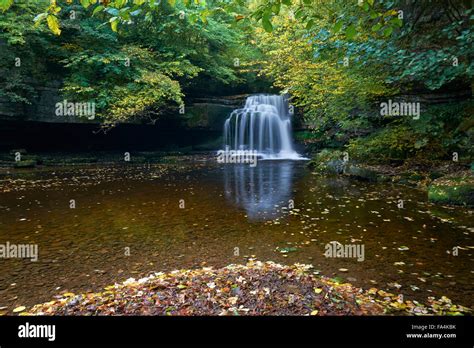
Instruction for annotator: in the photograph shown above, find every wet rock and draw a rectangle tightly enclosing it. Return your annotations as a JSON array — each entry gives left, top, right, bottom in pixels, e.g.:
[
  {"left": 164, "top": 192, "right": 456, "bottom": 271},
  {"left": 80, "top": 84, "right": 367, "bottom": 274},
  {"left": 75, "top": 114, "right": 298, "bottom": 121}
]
[
  {"left": 343, "top": 164, "right": 378, "bottom": 182},
  {"left": 309, "top": 149, "right": 346, "bottom": 174},
  {"left": 428, "top": 174, "right": 474, "bottom": 207}
]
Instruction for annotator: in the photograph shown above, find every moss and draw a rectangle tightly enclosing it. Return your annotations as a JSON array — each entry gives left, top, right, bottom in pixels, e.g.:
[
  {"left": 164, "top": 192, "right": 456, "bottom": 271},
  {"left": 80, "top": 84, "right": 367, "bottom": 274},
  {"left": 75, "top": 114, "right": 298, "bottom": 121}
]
[
  {"left": 428, "top": 178, "right": 474, "bottom": 206},
  {"left": 308, "top": 149, "right": 346, "bottom": 174},
  {"left": 344, "top": 164, "right": 379, "bottom": 182}
]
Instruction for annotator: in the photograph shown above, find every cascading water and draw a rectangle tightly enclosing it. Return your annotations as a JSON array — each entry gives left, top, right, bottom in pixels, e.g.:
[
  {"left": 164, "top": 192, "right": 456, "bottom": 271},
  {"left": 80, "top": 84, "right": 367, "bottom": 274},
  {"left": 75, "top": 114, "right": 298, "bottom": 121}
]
[{"left": 222, "top": 94, "right": 304, "bottom": 160}]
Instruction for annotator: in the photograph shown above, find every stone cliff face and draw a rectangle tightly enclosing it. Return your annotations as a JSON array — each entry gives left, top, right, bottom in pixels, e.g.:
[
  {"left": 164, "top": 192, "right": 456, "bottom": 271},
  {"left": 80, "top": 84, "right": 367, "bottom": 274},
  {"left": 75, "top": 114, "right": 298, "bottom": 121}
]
[
  {"left": 0, "top": 81, "right": 247, "bottom": 131},
  {"left": 0, "top": 85, "right": 249, "bottom": 151},
  {"left": 183, "top": 95, "right": 248, "bottom": 131},
  {"left": 0, "top": 81, "right": 97, "bottom": 124}
]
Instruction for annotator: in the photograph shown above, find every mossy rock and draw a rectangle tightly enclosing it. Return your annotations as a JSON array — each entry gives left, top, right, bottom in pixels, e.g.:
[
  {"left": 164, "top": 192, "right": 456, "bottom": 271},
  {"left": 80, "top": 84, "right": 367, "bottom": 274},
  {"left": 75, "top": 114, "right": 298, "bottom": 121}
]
[
  {"left": 344, "top": 164, "right": 379, "bottom": 182},
  {"left": 329, "top": 159, "right": 347, "bottom": 174},
  {"left": 311, "top": 159, "right": 346, "bottom": 174},
  {"left": 308, "top": 149, "right": 346, "bottom": 174},
  {"left": 428, "top": 177, "right": 474, "bottom": 206},
  {"left": 14, "top": 160, "right": 36, "bottom": 168}
]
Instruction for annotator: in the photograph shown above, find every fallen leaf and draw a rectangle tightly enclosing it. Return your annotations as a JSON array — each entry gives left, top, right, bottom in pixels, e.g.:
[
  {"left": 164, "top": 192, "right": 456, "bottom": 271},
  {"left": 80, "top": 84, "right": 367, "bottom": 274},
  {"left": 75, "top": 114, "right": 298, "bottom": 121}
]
[{"left": 13, "top": 306, "right": 26, "bottom": 313}]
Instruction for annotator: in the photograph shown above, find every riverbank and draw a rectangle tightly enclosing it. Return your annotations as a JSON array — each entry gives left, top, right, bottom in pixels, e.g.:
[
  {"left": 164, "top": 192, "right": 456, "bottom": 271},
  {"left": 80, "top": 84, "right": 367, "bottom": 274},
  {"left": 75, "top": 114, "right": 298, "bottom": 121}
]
[
  {"left": 17, "top": 261, "right": 470, "bottom": 316},
  {"left": 308, "top": 149, "right": 474, "bottom": 207},
  {"left": 0, "top": 150, "right": 213, "bottom": 168}
]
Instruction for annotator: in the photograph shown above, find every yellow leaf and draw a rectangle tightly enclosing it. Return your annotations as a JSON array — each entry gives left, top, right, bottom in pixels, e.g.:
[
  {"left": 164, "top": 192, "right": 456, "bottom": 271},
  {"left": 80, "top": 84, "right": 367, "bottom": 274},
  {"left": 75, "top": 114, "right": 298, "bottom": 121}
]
[
  {"left": 314, "top": 288, "right": 323, "bottom": 294},
  {"left": 310, "top": 310, "right": 319, "bottom": 315},
  {"left": 13, "top": 306, "right": 26, "bottom": 313},
  {"left": 110, "top": 19, "right": 118, "bottom": 32},
  {"left": 46, "top": 14, "right": 61, "bottom": 35}
]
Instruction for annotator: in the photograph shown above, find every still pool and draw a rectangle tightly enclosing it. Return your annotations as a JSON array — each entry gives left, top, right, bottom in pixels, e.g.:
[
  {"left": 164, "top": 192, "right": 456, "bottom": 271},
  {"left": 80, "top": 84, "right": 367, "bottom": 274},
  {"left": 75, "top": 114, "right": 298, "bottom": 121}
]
[{"left": 0, "top": 159, "right": 472, "bottom": 313}]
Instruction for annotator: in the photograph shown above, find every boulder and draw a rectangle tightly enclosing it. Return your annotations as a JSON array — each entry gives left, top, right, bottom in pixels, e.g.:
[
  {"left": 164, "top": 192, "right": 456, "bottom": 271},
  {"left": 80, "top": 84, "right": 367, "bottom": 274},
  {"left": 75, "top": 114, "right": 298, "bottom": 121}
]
[
  {"left": 428, "top": 175, "right": 474, "bottom": 206},
  {"left": 343, "top": 164, "right": 379, "bottom": 182}
]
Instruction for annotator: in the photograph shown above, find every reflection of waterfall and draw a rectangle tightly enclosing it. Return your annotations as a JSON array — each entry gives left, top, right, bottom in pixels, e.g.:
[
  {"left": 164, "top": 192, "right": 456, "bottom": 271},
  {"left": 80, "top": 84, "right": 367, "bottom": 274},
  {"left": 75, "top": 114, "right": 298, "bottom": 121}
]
[
  {"left": 223, "top": 94, "right": 304, "bottom": 160},
  {"left": 223, "top": 161, "right": 295, "bottom": 221}
]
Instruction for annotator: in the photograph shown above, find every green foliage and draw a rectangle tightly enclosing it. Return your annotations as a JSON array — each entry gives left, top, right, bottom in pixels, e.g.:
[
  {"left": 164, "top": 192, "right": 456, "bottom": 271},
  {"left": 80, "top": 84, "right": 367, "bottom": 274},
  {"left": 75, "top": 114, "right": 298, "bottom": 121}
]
[
  {"left": 252, "top": 0, "right": 473, "bottom": 164},
  {"left": 0, "top": 0, "right": 53, "bottom": 104},
  {"left": 254, "top": 12, "right": 395, "bottom": 133},
  {"left": 347, "top": 102, "right": 474, "bottom": 163},
  {"left": 311, "top": 148, "right": 344, "bottom": 165},
  {"left": 27, "top": 0, "right": 210, "bottom": 34},
  {"left": 0, "top": 0, "right": 14, "bottom": 12},
  {"left": 251, "top": 0, "right": 403, "bottom": 39},
  {"left": 0, "top": 0, "right": 472, "bottom": 166},
  {"left": 347, "top": 124, "right": 417, "bottom": 163},
  {"left": 0, "top": 0, "right": 262, "bottom": 123}
]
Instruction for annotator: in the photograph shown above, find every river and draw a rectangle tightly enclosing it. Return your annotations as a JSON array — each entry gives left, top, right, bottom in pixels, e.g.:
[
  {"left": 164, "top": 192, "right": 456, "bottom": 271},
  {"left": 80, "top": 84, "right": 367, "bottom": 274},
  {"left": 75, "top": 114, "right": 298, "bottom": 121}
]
[{"left": 0, "top": 159, "right": 472, "bottom": 313}]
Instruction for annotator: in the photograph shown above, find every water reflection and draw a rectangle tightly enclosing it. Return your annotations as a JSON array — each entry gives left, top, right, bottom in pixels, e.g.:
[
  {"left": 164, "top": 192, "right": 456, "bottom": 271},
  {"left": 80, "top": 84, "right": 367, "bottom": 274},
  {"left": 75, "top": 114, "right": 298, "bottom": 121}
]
[{"left": 223, "top": 161, "right": 296, "bottom": 221}]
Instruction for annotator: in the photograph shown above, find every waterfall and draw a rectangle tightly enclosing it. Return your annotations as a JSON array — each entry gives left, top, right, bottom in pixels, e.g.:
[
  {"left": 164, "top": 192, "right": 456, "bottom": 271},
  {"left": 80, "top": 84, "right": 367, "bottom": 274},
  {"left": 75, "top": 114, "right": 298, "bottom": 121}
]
[{"left": 222, "top": 94, "right": 304, "bottom": 160}]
